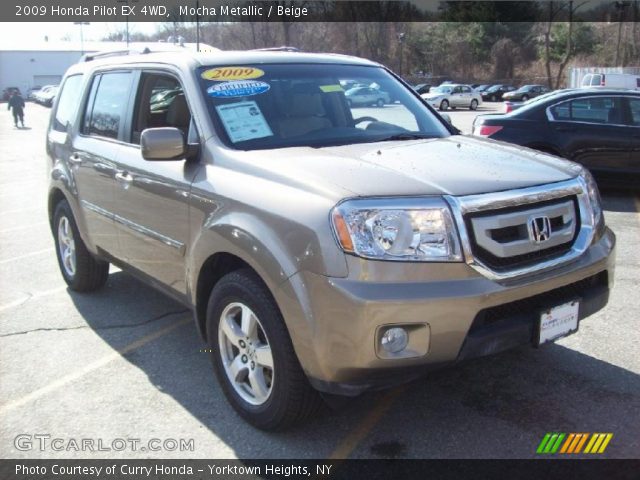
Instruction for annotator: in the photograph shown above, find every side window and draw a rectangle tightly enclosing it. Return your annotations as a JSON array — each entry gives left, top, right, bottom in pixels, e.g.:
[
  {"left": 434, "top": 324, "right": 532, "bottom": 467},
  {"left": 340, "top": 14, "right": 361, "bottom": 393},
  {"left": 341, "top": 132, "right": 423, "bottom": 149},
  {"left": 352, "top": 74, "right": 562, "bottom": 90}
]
[
  {"left": 84, "top": 72, "right": 133, "bottom": 140},
  {"left": 629, "top": 98, "right": 640, "bottom": 126},
  {"left": 53, "top": 75, "right": 84, "bottom": 132},
  {"left": 550, "top": 97, "right": 623, "bottom": 124},
  {"left": 131, "top": 72, "right": 192, "bottom": 145}
]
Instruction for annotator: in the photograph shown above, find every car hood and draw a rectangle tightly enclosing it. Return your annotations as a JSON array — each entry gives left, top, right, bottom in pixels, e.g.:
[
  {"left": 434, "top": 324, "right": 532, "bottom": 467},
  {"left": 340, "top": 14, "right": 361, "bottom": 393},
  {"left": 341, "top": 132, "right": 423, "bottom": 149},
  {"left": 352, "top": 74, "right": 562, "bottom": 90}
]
[{"left": 227, "top": 136, "right": 578, "bottom": 200}]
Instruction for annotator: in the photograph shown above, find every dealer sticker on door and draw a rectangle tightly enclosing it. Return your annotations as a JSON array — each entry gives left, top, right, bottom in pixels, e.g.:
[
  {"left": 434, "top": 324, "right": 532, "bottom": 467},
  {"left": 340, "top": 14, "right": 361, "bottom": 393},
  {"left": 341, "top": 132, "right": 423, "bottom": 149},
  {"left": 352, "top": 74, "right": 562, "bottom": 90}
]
[
  {"left": 207, "top": 80, "right": 270, "bottom": 98},
  {"left": 537, "top": 300, "right": 579, "bottom": 345}
]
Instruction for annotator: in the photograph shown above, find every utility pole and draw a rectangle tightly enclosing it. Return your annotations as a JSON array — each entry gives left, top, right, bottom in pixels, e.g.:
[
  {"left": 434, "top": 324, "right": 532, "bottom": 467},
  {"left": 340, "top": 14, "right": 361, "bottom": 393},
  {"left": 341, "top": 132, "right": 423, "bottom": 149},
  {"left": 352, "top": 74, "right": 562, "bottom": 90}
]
[
  {"left": 397, "top": 32, "right": 406, "bottom": 78},
  {"left": 74, "top": 22, "right": 90, "bottom": 55},
  {"left": 196, "top": 0, "right": 200, "bottom": 52}
]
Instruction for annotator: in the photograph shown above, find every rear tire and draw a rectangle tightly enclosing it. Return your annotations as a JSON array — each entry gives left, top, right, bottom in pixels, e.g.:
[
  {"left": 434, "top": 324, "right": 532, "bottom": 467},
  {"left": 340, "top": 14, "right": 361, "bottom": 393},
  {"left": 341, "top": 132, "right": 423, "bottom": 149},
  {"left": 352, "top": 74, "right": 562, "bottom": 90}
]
[
  {"left": 470, "top": 99, "right": 478, "bottom": 110},
  {"left": 53, "top": 200, "right": 109, "bottom": 292},
  {"left": 376, "top": 99, "right": 384, "bottom": 107},
  {"left": 521, "top": 95, "right": 529, "bottom": 101},
  {"left": 206, "top": 269, "right": 323, "bottom": 430}
]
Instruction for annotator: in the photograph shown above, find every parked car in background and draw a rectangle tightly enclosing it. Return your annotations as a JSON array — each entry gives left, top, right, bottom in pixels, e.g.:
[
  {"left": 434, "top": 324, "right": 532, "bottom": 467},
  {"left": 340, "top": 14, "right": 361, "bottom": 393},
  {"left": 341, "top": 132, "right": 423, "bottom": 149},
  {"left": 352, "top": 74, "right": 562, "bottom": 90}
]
[
  {"left": 37, "top": 85, "right": 59, "bottom": 107},
  {"left": 581, "top": 73, "right": 640, "bottom": 90},
  {"left": 473, "top": 88, "right": 640, "bottom": 185},
  {"left": 422, "top": 84, "right": 482, "bottom": 111},
  {"left": 413, "top": 83, "right": 431, "bottom": 94},
  {"left": 345, "top": 86, "right": 389, "bottom": 107},
  {"left": 27, "top": 86, "right": 43, "bottom": 100},
  {"left": 481, "top": 84, "right": 516, "bottom": 102},
  {"left": 2, "top": 87, "right": 21, "bottom": 101},
  {"left": 503, "top": 84, "right": 551, "bottom": 102},
  {"left": 474, "top": 84, "right": 491, "bottom": 93},
  {"left": 34, "top": 85, "right": 58, "bottom": 105}
]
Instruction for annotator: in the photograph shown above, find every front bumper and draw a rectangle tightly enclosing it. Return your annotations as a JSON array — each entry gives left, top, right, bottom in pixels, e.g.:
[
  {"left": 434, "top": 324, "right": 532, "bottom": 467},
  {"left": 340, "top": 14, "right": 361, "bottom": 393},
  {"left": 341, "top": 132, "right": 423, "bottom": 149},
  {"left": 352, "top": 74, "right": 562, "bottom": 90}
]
[{"left": 278, "top": 228, "right": 615, "bottom": 396}]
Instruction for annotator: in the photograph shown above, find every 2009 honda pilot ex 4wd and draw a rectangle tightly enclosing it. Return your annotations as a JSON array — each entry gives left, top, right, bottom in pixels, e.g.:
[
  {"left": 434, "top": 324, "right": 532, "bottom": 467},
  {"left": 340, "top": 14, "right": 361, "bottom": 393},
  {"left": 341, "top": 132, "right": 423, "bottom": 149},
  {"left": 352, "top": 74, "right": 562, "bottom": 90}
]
[{"left": 47, "top": 49, "right": 615, "bottom": 430}]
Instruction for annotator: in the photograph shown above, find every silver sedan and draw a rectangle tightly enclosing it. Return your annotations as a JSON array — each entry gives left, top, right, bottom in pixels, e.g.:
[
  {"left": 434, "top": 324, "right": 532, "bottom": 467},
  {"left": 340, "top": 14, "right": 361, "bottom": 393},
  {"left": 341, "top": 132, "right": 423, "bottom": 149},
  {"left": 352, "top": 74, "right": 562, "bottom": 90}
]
[{"left": 421, "top": 84, "right": 482, "bottom": 111}]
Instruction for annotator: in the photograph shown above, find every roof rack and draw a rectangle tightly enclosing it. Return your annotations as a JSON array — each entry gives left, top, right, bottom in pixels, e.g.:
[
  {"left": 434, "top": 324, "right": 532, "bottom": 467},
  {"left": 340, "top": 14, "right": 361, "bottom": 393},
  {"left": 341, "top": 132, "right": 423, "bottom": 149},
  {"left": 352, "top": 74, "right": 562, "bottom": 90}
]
[
  {"left": 82, "top": 47, "right": 152, "bottom": 62},
  {"left": 252, "top": 46, "right": 300, "bottom": 52}
]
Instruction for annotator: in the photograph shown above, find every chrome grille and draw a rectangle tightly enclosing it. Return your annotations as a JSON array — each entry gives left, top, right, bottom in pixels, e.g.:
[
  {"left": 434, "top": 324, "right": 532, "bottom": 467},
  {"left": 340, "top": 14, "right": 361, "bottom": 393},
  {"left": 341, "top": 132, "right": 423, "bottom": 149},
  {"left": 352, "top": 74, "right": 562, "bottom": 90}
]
[
  {"left": 444, "top": 177, "right": 597, "bottom": 281},
  {"left": 466, "top": 198, "right": 579, "bottom": 271}
]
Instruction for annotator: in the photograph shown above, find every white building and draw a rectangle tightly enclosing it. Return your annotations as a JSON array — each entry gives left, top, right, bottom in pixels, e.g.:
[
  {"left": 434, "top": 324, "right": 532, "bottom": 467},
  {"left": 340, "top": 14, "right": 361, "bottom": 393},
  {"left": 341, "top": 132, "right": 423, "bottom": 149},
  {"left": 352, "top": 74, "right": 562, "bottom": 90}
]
[{"left": 1, "top": 41, "right": 216, "bottom": 94}]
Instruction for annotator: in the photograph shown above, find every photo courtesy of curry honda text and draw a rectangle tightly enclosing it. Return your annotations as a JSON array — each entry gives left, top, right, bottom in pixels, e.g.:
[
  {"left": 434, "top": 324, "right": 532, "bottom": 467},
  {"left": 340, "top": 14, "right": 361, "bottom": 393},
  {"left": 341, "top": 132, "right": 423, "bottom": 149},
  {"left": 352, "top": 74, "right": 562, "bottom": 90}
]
[{"left": 47, "top": 48, "right": 615, "bottom": 430}]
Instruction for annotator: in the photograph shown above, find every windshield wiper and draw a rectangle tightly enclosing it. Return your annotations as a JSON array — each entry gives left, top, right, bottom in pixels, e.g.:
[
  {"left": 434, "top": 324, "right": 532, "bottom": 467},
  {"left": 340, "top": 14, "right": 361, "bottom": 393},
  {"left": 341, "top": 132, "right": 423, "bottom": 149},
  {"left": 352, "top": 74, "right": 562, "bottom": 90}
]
[{"left": 376, "top": 133, "right": 435, "bottom": 142}]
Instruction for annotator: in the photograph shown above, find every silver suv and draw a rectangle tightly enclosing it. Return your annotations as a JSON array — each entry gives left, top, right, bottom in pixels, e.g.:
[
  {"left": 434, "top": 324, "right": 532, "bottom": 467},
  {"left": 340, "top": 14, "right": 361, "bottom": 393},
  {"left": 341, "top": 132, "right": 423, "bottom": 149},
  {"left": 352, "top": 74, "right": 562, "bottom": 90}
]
[{"left": 47, "top": 49, "right": 615, "bottom": 430}]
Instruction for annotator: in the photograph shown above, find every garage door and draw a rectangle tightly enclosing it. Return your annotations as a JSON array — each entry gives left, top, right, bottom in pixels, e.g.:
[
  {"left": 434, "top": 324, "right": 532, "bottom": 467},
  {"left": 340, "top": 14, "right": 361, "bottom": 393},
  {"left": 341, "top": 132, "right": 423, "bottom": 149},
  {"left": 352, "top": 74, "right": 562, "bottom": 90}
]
[{"left": 33, "top": 75, "right": 62, "bottom": 88}]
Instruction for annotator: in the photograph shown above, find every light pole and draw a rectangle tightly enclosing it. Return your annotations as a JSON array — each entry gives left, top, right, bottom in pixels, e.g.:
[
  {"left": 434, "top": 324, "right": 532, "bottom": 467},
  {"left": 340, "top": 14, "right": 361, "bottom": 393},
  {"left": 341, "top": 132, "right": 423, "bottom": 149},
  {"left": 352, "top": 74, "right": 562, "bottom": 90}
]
[
  {"left": 397, "top": 32, "right": 406, "bottom": 78},
  {"left": 74, "top": 22, "right": 90, "bottom": 55},
  {"left": 117, "top": 0, "right": 139, "bottom": 47}
]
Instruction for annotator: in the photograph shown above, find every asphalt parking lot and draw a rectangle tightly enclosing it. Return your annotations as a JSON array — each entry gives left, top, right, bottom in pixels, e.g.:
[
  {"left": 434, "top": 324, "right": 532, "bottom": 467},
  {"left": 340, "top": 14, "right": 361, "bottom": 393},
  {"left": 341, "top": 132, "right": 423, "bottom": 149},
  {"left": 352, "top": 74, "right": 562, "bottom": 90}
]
[{"left": 0, "top": 103, "right": 638, "bottom": 460}]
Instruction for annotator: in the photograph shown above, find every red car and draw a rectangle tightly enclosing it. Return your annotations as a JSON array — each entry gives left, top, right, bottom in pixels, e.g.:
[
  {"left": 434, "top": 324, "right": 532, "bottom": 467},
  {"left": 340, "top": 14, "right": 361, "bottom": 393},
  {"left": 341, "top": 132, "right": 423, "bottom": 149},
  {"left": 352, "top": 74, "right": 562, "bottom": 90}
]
[{"left": 2, "top": 87, "right": 21, "bottom": 101}]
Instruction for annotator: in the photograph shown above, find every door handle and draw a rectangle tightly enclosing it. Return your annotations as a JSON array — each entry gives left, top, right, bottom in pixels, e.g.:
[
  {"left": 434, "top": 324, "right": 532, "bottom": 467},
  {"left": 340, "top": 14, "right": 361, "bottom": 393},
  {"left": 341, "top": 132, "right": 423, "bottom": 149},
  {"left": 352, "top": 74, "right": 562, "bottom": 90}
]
[{"left": 69, "top": 154, "right": 82, "bottom": 165}]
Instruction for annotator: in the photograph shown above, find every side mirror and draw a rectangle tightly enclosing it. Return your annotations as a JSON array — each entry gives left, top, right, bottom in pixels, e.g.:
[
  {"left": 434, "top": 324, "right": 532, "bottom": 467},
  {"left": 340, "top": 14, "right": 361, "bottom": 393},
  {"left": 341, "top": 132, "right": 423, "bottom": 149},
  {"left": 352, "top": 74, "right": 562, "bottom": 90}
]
[{"left": 140, "top": 127, "right": 187, "bottom": 161}]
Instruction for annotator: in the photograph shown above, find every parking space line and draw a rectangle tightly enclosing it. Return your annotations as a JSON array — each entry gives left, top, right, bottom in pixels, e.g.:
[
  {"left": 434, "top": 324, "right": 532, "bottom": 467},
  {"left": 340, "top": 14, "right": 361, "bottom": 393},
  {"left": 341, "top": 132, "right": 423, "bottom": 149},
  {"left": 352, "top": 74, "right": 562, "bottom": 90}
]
[
  {"left": 0, "top": 221, "right": 48, "bottom": 234},
  {"left": 328, "top": 386, "right": 405, "bottom": 460},
  {"left": 0, "top": 316, "right": 191, "bottom": 415},
  {"left": 0, "top": 286, "right": 68, "bottom": 313},
  {"left": 0, "top": 247, "right": 53, "bottom": 265},
  {"left": 0, "top": 206, "right": 43, "bottom": 216}
]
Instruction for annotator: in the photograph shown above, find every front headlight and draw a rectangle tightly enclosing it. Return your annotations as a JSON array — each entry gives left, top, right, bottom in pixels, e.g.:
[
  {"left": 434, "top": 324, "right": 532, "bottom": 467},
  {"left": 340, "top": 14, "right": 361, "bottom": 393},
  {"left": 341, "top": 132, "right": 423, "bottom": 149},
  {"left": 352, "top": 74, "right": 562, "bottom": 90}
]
[
  {"left": 579, "top": 169, "right": 604, "bottom": 231},
  {"left": 331, "top": 198, "right": 462, "bottom": 262}
]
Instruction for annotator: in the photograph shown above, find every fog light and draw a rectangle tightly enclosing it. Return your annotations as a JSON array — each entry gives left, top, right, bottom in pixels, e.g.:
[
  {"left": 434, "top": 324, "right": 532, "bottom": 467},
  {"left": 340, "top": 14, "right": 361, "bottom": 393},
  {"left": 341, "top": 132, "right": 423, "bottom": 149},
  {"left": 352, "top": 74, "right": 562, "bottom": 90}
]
[{"left": 380, "top": 327, "right": 408, "bottom": 353}]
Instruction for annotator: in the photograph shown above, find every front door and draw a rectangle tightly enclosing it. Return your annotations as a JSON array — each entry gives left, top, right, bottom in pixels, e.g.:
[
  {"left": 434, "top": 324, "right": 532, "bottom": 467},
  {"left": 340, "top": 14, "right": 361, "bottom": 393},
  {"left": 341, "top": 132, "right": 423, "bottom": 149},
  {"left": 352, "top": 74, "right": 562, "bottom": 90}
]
[{"left": 111, "top": 71, "right": 201, "bottom": 296}]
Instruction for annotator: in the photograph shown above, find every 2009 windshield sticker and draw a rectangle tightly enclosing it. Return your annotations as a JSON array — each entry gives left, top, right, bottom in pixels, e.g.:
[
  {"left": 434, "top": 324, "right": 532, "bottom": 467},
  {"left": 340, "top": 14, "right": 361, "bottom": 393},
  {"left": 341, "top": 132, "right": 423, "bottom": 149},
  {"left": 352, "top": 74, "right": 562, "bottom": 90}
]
[
  {"left": 207, "top": 81, "right": 270, "bottom": 98},
  {"left": 201, "top": 66, "right": 264, "bottom": 81}
]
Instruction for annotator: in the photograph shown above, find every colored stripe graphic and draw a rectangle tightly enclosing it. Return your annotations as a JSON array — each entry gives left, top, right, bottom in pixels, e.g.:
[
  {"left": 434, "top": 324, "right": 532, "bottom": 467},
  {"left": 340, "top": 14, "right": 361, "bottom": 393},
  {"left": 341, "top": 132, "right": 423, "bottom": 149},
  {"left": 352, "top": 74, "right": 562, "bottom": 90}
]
[
  {"left": 597, "top": 434, "right": 613, "bottom": 453},
  {"left": 560, "top": 433, "right": 575, "bottom": 453},
  {"left": 538, "top": 433, "right": 613, "bottom": 454},
  {"left": 574, "top": 433, "right": 589, "bottom": 453},
  {"left": 537, "top": 433, "right": 552, "bottom": 454},
  {"left": 585, "top": 433, "right": 614, "bottom": 454}
]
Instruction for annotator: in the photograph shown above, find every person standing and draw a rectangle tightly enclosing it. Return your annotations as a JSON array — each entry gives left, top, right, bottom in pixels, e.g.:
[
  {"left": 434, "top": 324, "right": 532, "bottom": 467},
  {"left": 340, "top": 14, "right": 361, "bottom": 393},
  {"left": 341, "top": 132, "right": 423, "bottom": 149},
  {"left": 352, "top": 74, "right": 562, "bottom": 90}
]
[{"left": 8, "top": 90, "right": 25, "bottom": 128}]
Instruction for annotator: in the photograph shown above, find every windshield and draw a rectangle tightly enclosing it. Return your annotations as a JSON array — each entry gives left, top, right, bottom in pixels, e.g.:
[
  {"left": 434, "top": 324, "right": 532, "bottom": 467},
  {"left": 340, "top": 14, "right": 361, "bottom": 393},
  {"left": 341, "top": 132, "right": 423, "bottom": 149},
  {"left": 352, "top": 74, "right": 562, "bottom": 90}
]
[
  {"left": 199, "top": 63, "right": 450, "bottom": 150},
  {"left": 516, "top": 85, "right": 533, "bottom": 92},
  {"left": 430, "top": 86, "right": 452, "bottom": 94},
  {"left": 486, "top": 85, "right": 502, "bottom": 92}
]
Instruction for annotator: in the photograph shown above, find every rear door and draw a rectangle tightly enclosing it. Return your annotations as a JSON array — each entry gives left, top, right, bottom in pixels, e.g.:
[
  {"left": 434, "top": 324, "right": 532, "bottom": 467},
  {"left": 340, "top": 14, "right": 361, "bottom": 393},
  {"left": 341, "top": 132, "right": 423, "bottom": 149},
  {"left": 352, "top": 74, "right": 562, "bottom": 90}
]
[
  {"left": 547, "top": 95, "right": 631, "bottom": 173},
  {"left": 65, "top": 71, "right": 134, "bottom": 256},
  {"left": 110, "top": 70, "right": 201, "bottom": 296}
]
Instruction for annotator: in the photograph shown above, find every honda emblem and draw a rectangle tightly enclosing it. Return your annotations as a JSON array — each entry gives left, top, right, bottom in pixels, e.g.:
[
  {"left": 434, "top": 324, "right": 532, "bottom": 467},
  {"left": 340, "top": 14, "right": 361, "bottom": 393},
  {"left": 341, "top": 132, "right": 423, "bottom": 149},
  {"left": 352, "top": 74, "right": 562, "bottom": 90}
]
[{"left": 528, "top": 215, "right": 551, "bottom": 244}]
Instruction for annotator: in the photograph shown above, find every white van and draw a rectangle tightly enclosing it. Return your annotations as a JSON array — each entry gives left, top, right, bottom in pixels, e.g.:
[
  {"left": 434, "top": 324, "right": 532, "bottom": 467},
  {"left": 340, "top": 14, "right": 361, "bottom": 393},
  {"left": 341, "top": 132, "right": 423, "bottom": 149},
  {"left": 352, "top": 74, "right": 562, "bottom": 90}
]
[{"left": 581, "top": 73, "right": 640, "bottom": 90}]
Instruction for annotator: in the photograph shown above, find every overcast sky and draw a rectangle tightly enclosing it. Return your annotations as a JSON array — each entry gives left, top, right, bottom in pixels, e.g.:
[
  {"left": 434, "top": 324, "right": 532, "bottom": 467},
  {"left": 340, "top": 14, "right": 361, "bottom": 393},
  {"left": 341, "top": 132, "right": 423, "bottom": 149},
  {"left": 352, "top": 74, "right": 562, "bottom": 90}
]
[{"left": 0, "top": 22, "right": 161, "bottom": 47}]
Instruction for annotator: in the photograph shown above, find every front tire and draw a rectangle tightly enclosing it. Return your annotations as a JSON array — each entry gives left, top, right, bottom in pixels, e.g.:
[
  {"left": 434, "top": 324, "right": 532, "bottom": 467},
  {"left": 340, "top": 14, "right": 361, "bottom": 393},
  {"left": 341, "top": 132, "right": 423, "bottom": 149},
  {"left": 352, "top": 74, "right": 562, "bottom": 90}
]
[
  {"left": 206, "top": 269, "right": 322, "bottom": 430},
  {"left": 376, "top": 98, "right": 384, "bottom": 107},
  {"left": 439, "top": 100, "right": 449, "bottom": 111},
  {"left": 53, "top": 200, "right": 109, "bottom": 292},
  {"left": 521, "top": 95, "right": 529, "bottom": 101}
]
